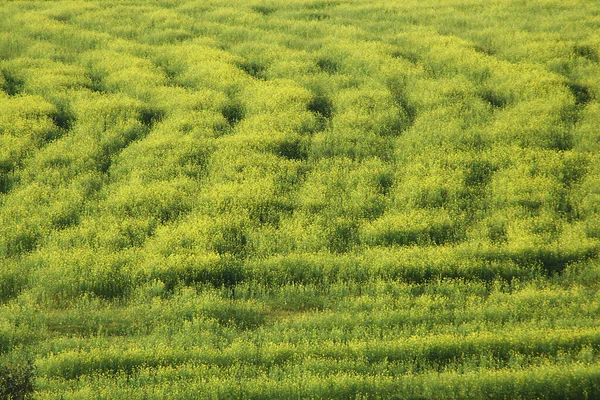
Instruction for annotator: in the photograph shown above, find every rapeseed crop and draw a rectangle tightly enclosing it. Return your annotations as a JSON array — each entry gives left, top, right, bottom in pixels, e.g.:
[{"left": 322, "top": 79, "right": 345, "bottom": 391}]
[{"left": 1, "top": 0, "right": 600, "bottom": 398}]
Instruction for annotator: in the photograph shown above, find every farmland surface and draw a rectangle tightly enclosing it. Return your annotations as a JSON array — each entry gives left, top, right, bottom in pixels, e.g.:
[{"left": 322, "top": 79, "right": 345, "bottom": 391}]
[{"left": 2, "top": 0, "right": 600, "bottom": 398}]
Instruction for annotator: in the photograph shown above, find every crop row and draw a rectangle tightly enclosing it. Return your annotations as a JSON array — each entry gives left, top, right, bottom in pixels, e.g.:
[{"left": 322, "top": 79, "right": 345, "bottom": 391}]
[
  {"left": 35, "top": 361, "right": 600, "bottom": 399},
  {"left": 34, "top": 325, "right": 600, "bottom": 381}
]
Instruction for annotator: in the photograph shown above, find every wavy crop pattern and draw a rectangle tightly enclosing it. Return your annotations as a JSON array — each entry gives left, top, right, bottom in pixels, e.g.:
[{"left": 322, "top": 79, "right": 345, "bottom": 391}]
[{"left": 1, "top": 0, "right": 600, "bottom": 398}]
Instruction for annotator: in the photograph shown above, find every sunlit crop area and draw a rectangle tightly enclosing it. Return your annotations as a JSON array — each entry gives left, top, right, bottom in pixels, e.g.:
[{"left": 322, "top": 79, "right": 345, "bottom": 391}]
[{"left": 1, "top": 0, "right": 600, "bottom": 398}]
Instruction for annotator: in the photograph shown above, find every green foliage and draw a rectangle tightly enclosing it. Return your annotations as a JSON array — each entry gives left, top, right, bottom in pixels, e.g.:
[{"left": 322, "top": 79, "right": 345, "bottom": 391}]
[
  {"left": 362, "top": 208, "right": 463, "bottom": 247},
  {"left": 1, "top": 0, "right": 600, "bottom": 398},
  {"left": 0, "top": 360, "right": 35, "bottom": 400},
  {"left": 0, "top": 259, "right": 30, "bottom": 302},
  {"left": 30, "top": 248, "right": 136, "bottom": 302}
]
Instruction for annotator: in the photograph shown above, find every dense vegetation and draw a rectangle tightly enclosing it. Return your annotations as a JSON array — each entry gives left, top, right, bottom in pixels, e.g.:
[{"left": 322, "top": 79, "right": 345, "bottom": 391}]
[{"left": 1, "top": 0, "right": 600, "bottom": 398}]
